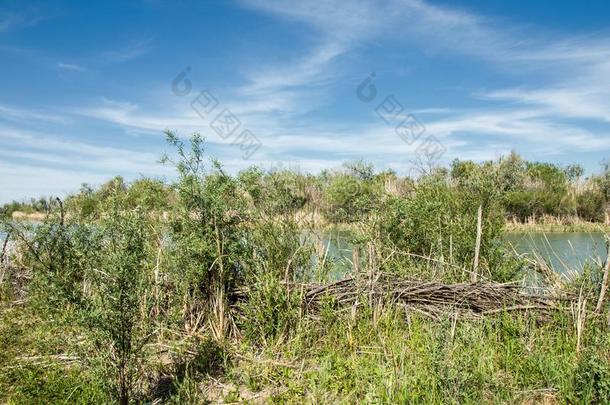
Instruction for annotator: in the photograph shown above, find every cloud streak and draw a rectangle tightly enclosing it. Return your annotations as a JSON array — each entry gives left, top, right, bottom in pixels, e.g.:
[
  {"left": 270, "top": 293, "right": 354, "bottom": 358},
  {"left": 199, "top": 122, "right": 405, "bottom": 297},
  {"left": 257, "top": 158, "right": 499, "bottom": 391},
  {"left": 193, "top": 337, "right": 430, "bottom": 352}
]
[
  {"left": 0, "top": 125, "right": 170, "bottom": 201},
  {"left": 57, "top": 62, "right": 86, "bottom": 72}
]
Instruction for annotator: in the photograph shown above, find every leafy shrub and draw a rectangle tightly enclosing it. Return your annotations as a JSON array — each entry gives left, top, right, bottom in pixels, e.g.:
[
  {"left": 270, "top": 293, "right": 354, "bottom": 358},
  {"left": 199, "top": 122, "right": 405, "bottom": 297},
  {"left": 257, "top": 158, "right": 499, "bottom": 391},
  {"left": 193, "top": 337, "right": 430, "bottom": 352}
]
[
  {"left": 15, "top": 197, "right": 157, "bottom": 404},
  {"left": 577, "top": 189, "right": 606, "bottom": 222},
  {"left": 322, "top": 174, "right": 380, "bottom": 223},
  {"left": 573, "top": 336, "right": 610, "bottom": 403},
  {"left": 162, "top": 132, "right": 251, "bottom": 341},
  {"left": 372, "top": 167, "right": 511, "bottom": 281}
]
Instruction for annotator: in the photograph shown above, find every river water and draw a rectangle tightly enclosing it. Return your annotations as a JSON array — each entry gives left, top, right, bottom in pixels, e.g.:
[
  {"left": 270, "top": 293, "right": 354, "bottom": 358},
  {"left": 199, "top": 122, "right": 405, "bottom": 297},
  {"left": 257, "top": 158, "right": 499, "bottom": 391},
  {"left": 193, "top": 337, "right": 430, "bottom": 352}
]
[
  {"left": 1, "top": 228, "right": 606, "bottom": 275},
  {"left": 318, "top": 230, "right": 607, "bottom": 276},
  {"left": 505, "top": 232, "right": 607, "bottom": 275}
]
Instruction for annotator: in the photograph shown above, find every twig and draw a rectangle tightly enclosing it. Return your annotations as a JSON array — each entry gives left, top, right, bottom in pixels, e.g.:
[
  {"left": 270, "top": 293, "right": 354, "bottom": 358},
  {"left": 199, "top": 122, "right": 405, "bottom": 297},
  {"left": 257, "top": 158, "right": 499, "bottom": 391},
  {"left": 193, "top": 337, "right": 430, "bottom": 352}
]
[
  {"left": 595, "top": 239, "right": 610, "bottom": 313},
  {"left": 0, "top": 230, "right": 11, "bottom": 263},
  {"left": 472, "top": 205, "right": 482, "bottom": 282}
]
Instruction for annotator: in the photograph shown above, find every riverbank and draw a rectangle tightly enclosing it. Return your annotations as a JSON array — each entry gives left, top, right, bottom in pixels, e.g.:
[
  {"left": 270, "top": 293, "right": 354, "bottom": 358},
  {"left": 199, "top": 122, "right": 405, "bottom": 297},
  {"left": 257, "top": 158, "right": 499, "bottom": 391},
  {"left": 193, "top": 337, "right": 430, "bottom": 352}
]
[
  {"left": 297, "top": 213, "right": 610, "bottom": 235},
  {"left": 7, "top": 211, "right": 46, "bottom": 222},
  {"left": 505, "top": 221, "right": 610, "bottom": 234},
  {"left": 9, "top": 208, "right": 610, "bottom": 236}
]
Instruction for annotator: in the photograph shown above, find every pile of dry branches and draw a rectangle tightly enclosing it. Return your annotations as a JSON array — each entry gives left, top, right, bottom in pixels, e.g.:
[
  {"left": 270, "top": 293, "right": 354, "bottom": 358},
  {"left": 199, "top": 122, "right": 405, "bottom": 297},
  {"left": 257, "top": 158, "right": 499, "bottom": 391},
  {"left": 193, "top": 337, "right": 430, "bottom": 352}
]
[{"left": 299, "top": 273, "right": 560, "bottom": 319}]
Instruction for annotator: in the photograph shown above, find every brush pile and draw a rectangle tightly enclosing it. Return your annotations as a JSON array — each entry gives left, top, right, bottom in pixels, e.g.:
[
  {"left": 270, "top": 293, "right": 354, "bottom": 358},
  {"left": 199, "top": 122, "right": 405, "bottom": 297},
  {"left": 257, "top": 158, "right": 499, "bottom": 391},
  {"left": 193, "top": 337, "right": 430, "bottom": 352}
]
[{"left": 300, "top": 273, "right": 560, "bottom": 319}]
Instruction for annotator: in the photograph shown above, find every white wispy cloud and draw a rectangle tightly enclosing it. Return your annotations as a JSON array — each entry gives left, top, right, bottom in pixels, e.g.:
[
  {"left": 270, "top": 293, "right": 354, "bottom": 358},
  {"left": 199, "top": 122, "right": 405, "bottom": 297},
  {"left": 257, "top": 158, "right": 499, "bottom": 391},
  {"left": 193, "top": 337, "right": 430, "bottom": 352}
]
[
  {"left": 425, "top": 108, "right": 610, "bottom": 151},
  {"left": 102, "top": 40, "right": 153, "bottom": 63},
  {"left": 0, "top": 124, "right": 172, "bottom": 202},
  {"left": 57, "top": 62, "right": 85, "bottom": 72},
  {"left": 0, "top": 104, "right": 67, "bottom": 124},
  {"left": 0, "top": 126, "right": 169, "bottom": 174},
  {"left": 74, "top": 98, "right": 219, "bottom": 136},
  {"left": 0, "top": 9, "right": 47, "bottom": 33},
  {"left": 69, "top": 0, "right": 610, "bottom": 171},
  {"left": 0, "top": 161, "right": 110, "bottom": 202},
  {"left": 8, "top": 0, "right": 610, "bottom": 204}
]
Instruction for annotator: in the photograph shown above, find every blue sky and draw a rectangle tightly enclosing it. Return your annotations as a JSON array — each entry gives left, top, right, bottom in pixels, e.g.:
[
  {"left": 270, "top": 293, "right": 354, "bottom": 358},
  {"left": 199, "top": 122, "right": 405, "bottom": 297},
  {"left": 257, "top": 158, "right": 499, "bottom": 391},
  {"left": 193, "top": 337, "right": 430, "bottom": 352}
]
[{"left": 2, "top": 0, "right": 610, "bottom": 202}]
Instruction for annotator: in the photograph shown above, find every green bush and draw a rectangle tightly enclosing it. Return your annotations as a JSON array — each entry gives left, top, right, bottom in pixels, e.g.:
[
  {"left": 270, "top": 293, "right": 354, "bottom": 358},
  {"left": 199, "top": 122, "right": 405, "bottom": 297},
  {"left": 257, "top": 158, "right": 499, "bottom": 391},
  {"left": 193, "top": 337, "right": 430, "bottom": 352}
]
[
  {"left": 573, "top": 336, "right": 610, "bottom": 403},
  {"left": 577, "top": 189, "right": 606, "bottom": 222},
  {"left": 13, "top": 197, "right": 157, "bottom": 404},
  {"left": 371, "top": 167, "right": 511, "bottom": 281}
]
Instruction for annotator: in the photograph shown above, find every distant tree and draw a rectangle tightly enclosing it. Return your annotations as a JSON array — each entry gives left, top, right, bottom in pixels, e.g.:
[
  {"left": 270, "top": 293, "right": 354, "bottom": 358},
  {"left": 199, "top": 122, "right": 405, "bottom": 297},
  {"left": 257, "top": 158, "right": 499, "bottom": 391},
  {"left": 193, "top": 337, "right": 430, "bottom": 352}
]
[
  {"left": 126, "top": 178, "right": 172, "bottom": 211},
  {"left": 66, "top": 183, "right": 99, "bottom": 219},
  {"left": 450, "top": 159, "right": 478, "bottom": 183},
  {"left": 577, "top": 190, "right": 605, "bottom": 222},
  {"left": 525, "top": 162, "right": 573, "bottom": 217},
  {"left": 565, "top": 164, "right": 585, "bottom": 184},
  {"left": 597, "top": 160, "right": 610, "bottom": 203},
  {"left": 343, "top": 160, "right": 375, "bottom": 181},
  {"left": 98, "top": 176, "right": 127, "bottom": 200},
  {"left": 498, "top": 151, "right": 527, "bottom": 193}
]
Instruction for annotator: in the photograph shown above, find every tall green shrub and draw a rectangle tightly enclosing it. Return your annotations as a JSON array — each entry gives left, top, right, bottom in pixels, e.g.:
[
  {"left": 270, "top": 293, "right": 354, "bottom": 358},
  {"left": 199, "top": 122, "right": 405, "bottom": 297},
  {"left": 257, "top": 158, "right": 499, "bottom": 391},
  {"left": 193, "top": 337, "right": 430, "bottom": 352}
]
[{"left": 15, "top": 198, "right": 156, "bottom": 404}]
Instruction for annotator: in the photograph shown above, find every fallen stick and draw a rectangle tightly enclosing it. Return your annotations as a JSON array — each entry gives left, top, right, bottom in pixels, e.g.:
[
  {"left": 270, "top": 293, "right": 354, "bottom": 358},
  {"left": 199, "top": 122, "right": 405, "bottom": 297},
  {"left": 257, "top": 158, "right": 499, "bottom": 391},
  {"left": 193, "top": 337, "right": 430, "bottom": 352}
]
[
  {"left": 0, "top": 231, "right": 11, "bottom": 263},
  {"left": 595, "top": 240, "right": 610, "bottom": 313}
]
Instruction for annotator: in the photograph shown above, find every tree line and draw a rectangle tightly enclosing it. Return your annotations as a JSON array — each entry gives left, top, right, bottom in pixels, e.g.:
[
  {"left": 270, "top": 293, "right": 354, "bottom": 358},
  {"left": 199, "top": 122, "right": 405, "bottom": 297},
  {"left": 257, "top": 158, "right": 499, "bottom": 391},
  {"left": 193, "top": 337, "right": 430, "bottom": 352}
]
[{"left": 4, "top": 151, "right": 609, "bottom": 225}]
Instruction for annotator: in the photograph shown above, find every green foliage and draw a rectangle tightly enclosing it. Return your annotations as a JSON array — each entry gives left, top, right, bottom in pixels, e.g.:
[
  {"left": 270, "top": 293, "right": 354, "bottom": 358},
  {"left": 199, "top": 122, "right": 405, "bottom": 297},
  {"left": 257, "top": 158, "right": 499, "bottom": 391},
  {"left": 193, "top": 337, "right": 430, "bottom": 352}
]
[
  {"left": 0, "top": 289, "right": 106, "bottom": 402},
  {"left": 577, "top": 189, "right": 606, "bottom": 221},
  {"left": 322, "top": 166, "right": 382, "bottom": 224},
  {"left": 596, "top": 160, "right": 610, "bottom": 200},
  {"left": 527, "top": 162, "right": 573, "bottom": 215},
  {"left": 503, "top": 190, "right": 539, "bottom": 221},
  {"left": 2, "top": 365, "right": 105, "bottom": 404},
  {"left": 66, "top": 183, "right": 99, "bottom": 219},
  {"left": 238, "top": 167, "right": 308, "bottom": 215},
  {"left": 372, "top": 165, "right": 512, "bottom": 281},
  {"left": 573, "top": 335, "right": 610, "bottom": 403},
  {"left": 229, "top": 307, "right": 596, "bottom": 403},
  {"left": 238, "top": 271, "right": 302, "bottom": 344},
  {"left": 81, "top": 206, "right": 156, "bottom": 404},
  {"left": 564, "top": 164, "right": 585, "bottom": 183},
  {"left": 246, "top": 218, "right": 312, "bottom": 280},
  {"left": 163, "top": 132, "right": 248, "bottom": 336},
  {"left": 1, "top": 196, "right": 60, "bottom": 219},
  {"left": 450, "top": 154, "right": 608, "bottom": 224},
  {"left": 11, "top": 196, "right": 157, "bottom": 404},
  {"left": 163, "top": 132, "right": 313, "bottom": 345},
  {"left": 65, "top": 177, "right": 173, "bottom": 220},
  {"left": 502, "top": 161, "right": 574, "bottom": 220},
  {"left": 126, "top": 178, "right": 174, "bottom": 211}
]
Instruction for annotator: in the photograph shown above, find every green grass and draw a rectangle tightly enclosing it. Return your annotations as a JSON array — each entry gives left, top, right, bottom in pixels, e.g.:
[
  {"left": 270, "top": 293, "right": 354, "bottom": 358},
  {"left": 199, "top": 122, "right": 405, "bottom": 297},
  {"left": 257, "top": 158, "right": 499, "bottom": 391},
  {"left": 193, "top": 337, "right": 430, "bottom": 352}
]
[
  {"left": 2, "top": 260, "right": 610, "bottom": 403},
  {"left": 149, "top": 306, "right": 607, "bottom": 404},
  {"left": 0, "top": 303, "right": 106, "bottom": 403}
]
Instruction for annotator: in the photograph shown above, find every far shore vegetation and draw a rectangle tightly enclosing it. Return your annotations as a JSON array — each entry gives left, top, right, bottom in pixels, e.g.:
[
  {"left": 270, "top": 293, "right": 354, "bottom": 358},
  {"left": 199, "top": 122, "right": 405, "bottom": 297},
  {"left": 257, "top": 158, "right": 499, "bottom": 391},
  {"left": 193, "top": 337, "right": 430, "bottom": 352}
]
[{"left": 4, "top": 150, "right": 610, "bottom": 231}]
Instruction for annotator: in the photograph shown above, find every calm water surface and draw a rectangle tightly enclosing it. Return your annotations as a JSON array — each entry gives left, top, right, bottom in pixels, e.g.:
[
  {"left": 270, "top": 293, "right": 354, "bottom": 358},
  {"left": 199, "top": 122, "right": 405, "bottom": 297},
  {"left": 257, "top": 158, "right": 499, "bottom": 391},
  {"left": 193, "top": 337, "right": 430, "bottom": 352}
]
[
  {"left": 319, "top": 230, "right": 607, "bottom": 276},
  {"left": 505, "top": 232, "right": 606, "bottom": 275},
  {"left": 1, "top": 228, "right": 605, "bottom": 275}
]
